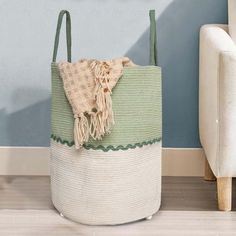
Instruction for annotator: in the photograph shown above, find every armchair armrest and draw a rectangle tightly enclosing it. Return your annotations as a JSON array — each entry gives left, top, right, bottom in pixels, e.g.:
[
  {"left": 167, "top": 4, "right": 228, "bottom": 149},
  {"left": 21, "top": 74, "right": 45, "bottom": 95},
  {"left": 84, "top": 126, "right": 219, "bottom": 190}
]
[
  {"left": 199, "top": 24, "right": 236, "bottom": 177},
  {"left": 219, "top": 50, "right": 236, "bottom": 176}
]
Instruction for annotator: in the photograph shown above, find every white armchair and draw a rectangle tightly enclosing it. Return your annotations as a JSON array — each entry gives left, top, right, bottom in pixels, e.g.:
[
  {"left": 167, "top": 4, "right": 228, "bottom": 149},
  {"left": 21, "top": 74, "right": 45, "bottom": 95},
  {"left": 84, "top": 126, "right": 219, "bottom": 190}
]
[{"left": 199, "top": 0, "right": 236, "bottom": 211}]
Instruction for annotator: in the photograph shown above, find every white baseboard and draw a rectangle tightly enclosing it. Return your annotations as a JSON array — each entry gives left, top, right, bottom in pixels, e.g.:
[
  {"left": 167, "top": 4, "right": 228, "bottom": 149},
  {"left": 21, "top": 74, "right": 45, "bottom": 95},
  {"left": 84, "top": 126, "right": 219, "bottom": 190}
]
[
  {"left": 0, "top": 147, "right": 50, "bottom": 176},
  {"left": 162, "top": 148, "right": 205, "bottom": 176},
  {"left": 0, "top": 147, "right": 205, "bottom": 176}
]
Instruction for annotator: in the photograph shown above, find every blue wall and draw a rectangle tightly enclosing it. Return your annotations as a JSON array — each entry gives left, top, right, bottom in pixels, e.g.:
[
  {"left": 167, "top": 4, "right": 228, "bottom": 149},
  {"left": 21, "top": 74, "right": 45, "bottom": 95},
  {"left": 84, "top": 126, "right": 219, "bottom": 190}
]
[{"left": 0, "top": 0, "right": 228, "bottom": 147}]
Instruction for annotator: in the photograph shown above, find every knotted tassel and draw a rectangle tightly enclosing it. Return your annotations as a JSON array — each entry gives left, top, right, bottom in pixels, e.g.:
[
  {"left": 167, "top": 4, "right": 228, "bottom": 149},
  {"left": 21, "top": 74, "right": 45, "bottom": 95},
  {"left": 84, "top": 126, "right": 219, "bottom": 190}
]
[
  {"left": 74, "top": 114, "right": 89, "bottom": 149},
  {"left": 95, "top": 88, "right": 114, "bottom": 135},
  {"left": 95, "top": 86, "right": 106, "bottom": 112},
  {"left": 90, "top": 60, "right": 115, "bottom": 139},
  {"left": 89, "top": 112, "right": 101, "bottom": 140},
  {"left": 104, "top": 91, "right": 114, "bottom": 132}
]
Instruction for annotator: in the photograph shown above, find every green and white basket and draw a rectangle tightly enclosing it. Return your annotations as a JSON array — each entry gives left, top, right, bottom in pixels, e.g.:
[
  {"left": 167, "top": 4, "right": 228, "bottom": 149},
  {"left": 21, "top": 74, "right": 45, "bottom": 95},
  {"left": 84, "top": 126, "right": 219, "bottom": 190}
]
[{"left": 50, "top": 10, "right": 162, "bottom": 225}]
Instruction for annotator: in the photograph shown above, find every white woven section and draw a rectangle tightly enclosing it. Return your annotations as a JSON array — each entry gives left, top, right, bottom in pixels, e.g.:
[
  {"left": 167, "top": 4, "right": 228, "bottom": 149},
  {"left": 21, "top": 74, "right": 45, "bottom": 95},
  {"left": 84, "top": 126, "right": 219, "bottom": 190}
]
[{"left": 50, "top": 140, "right": 161, "bottom": 225}]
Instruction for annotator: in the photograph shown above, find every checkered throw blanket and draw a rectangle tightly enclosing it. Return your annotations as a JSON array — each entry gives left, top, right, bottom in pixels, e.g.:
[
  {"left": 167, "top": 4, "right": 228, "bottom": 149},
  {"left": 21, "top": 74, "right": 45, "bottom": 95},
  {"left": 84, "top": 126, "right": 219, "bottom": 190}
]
[{"left": 58, "top": 57, "right": 135, "bottom": 149}]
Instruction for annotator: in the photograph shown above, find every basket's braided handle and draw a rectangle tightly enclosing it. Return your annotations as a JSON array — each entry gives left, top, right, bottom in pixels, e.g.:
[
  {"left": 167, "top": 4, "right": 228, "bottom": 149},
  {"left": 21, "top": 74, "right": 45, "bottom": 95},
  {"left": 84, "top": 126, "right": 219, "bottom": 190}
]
[
  {"left": 149, "top": 10, "right": 158, "bottom": 66},
  {"left": 52, "top": 10, "right": 72, "bottom": 62},
  {"left": 52, "top": 10, "right": 156, "bottom": 65}
]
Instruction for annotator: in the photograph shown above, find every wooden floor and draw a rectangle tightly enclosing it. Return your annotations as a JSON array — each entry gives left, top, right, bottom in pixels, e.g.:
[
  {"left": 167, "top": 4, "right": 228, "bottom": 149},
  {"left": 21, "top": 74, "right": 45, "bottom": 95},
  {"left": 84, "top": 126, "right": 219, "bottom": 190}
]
[{"left": 0, "top": 176, "right": 236, "bottom": 235}]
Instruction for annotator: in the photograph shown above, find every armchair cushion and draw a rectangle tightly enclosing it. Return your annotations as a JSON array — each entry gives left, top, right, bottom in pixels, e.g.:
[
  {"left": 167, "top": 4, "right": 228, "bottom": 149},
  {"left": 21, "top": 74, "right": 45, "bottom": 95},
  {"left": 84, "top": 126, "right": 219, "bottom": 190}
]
[{"left": 229, "top": 0, "right": 236, "bottom": 44}]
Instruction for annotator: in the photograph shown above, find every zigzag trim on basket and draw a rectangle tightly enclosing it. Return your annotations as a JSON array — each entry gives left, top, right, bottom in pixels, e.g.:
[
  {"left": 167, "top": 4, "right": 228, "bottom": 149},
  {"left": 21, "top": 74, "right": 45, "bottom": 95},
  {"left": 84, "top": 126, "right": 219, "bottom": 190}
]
[
  {"left": 51, "top": 134, "right": 161, "bottom": 152},
  {"left": 51, "top": 134, "right": 74, "bottom": 147}
]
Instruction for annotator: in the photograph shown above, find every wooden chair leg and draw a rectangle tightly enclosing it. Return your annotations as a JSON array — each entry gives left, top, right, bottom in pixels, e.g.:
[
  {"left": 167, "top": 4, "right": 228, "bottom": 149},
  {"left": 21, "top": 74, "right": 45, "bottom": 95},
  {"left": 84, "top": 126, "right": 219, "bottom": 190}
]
[
  {"left": 204, "top": 158, "right": 216, "bottom": 181},
  {"left": 217, "top": 177, "right": 232, "bottom": 211}
]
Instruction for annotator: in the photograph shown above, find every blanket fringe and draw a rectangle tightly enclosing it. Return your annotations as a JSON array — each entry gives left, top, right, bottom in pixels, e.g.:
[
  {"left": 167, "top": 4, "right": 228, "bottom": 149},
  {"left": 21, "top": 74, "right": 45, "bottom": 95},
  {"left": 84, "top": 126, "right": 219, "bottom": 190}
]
[
  {"left": 74, "top": 114, "right": 89, "bottom": 149},
  {"left": 89, "top": 113, "right": 102, "bottom": 140},
  {"left": 95, "top": 84, "right": 114, "bottom": 133}
]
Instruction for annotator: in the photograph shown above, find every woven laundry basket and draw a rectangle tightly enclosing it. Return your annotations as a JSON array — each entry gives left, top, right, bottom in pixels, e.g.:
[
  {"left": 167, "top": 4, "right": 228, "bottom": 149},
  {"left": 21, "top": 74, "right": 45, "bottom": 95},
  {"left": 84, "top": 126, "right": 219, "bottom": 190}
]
[{"left": 50, "top": 10, "right": 162, "bottom": 225}]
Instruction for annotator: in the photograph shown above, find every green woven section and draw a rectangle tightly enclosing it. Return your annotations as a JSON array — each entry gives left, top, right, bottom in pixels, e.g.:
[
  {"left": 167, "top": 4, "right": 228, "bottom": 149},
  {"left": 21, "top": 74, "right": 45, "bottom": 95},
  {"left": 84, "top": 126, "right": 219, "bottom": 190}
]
[
  {"left": 51, "top": 134, "right": 161, "bottom": 152},
  {"left": 51, "top": 63, "right": 162, "bottom": 148},
  {"left": 51, "top": 64, "right": 74, "bottom": 141}
]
